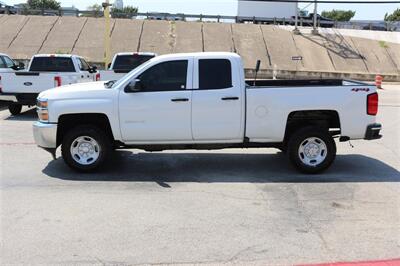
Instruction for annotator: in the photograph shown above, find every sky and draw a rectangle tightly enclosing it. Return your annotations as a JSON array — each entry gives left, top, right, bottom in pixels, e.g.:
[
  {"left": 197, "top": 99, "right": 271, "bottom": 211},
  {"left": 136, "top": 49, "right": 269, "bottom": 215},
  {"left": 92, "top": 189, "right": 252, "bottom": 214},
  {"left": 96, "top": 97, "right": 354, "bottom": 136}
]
[{"left": 4, "top": 0, "right": 400, "bottom": 20}]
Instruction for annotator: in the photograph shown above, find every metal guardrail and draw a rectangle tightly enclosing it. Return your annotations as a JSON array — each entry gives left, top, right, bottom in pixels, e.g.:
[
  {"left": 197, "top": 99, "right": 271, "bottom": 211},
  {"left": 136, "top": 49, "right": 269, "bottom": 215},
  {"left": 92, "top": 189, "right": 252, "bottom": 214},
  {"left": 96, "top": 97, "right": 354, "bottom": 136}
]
[{"left": 0, "top": 7, "right": 399, "bottom": 31}]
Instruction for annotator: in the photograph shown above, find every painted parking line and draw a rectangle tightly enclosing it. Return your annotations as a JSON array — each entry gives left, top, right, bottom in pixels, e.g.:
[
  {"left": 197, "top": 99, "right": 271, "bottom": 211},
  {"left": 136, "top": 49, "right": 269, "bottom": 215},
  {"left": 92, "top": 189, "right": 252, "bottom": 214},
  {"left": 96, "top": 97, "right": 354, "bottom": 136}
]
[{"left": 299, "top": 258, "right": 400, "bottom": 266}]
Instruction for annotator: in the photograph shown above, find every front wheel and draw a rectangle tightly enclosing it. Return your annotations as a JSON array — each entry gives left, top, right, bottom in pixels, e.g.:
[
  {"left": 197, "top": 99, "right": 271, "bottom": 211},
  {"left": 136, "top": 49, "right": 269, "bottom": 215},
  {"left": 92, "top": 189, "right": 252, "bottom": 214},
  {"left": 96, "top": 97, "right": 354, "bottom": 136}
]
[
  {"left": 287, "top": 126, "right": 336, "bottom": 174},
  {"left": 8, "top": 104, "right": 22, "bottom": 115},
  {"left": 61, "top": 125, "right": 112, "bottom": 172}
]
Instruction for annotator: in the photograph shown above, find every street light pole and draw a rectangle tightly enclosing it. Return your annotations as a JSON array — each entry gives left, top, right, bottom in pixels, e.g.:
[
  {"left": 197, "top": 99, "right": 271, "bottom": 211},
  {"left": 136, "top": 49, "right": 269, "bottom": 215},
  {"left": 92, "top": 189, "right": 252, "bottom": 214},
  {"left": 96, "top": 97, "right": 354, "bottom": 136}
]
[
  {"left": 312, "top": 0, "right": 319, "bottom": 34},
  {"left": 103, "top": 0, "right": 112, "bottom": 68},
  {"left": 293, "top": 0, "right": 300, "bottom": 34}
]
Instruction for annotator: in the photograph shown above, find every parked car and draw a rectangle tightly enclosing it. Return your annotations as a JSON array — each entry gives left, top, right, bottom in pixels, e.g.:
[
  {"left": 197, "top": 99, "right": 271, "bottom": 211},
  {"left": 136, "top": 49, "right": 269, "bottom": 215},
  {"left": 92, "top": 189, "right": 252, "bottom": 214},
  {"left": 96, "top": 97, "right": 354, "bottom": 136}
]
[
  {"left": 33, "top": 52, "right": 382, "bottom": 174},
  {"left": 0, "top": 1, "right": 17, "bottom": 14},
  {"left": 292, "top": 13, "right": 335, "bottom": 28},
  {"left": 0, "top": 54, "right": 99, "bottom": 115},
  {"left": 99, "top": 52, "right": 156, "bottom": 81}
]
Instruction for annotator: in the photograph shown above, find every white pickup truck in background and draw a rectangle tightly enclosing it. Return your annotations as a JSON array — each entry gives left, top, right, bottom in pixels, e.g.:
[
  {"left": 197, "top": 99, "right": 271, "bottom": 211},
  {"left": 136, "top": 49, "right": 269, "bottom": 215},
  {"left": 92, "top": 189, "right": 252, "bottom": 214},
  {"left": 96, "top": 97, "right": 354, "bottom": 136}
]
[
  {"left": 33, "top": 52, "right": 382, "bottom": 174},
  {"left": 0, "top": 53, "right": 25, "bottom": 73},
  {"left": 99, "top": 52, "right": 156, "bottom": 81},
  {"left": 0, "top": 54, "right": 99, "bottom": 115}
]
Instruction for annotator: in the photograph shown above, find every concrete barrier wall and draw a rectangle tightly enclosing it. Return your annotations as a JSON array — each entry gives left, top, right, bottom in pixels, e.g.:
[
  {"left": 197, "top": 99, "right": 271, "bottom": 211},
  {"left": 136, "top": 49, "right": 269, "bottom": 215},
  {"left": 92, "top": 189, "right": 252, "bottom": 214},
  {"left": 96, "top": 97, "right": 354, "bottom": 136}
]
[
  {"left": 203, "top": 23, "right": 234, "bottom": 52},
  {"left": 39, "top": 17, "right": 87, "bottom": 55},
  {"left": 139, "top": 20, "right": 173, "bottom": 55},
  {"left": 7, "top": 16, "right": 58, "bottom": 59},
  {"left": 0, "top": 16, "right": 30, "bottom": 56},
  {"left": 111, "top": 19, "right": 143, "bottom": 55},
  {"left": 0, "top": 15, "right": 399, "bottom": 78}
]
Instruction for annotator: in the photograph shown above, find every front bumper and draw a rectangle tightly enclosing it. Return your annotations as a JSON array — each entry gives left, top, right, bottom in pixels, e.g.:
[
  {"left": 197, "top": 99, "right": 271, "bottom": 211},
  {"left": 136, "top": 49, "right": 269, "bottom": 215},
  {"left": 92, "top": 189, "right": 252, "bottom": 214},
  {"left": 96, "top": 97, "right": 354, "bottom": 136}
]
[
  {"left": 33, "top": 121, "right": 57, "bottom": 148},
  {"left": 365, "top": 123, "right": 382, "bottom": 140}
]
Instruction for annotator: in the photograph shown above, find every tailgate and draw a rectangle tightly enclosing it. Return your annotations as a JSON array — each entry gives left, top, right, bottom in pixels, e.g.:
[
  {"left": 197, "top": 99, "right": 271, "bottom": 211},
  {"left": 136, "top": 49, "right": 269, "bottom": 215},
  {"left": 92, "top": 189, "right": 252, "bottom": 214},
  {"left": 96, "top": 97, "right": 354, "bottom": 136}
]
[
  {"left": 98, "top": 70, "right": 125, "bottom": 81},
  {"left": 0, "top": 72, "right": 58, "bottom": 94}
]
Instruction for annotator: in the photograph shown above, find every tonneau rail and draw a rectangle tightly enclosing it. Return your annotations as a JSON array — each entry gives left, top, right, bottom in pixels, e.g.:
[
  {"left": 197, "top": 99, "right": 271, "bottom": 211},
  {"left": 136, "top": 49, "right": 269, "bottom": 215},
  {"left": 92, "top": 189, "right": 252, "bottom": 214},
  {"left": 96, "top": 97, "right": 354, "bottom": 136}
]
[{"left": 246, "top": 79, "right": 371, "bottom": 88}]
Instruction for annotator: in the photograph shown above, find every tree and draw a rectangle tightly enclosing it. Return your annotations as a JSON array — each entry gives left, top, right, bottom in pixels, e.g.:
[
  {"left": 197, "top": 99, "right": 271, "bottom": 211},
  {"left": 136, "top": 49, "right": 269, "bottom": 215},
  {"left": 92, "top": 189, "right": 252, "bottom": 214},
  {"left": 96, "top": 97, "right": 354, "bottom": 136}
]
[
  {"left": 111, "top": 5, "right": 138, "bottom": 18},
  {"left": 27, "top": 0, "right": 60, "bottom": 10},
  {"left": 83, "top": 4, "right": 103, "bottom": 17},
  {"left": 321, "top": 10, "right": 355, "bottom": 21},
  {"left": 384, "top": 8, "right": 400, "bottom": 21}
]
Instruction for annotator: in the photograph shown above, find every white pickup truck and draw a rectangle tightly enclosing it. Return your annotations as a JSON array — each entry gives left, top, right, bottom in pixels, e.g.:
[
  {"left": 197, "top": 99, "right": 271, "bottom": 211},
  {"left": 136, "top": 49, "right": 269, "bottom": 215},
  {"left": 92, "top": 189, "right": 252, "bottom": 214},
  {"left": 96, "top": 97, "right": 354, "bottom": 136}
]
[
  {"left": 33, "top": 52, "right": 382, "bottom": 174},
  {"left": 0, "top": 54, "right": 99, "bottom": 115},
  {"left": 0, "top": 53, "right": 25, "bottom": 73},
  {"left": 98, "top": 52, "right": 156, "bottom": 81}
]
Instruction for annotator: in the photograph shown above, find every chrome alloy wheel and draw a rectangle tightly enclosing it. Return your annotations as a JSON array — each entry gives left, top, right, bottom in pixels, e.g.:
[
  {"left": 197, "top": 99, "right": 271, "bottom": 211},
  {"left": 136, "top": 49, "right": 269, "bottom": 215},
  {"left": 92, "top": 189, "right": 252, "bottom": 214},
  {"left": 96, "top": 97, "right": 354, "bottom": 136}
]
[
  {"left": 70, "top": 136, "right": 101, "bottom": 165},
  {"left": 298, "top": 137, "right": 327, "bottom": 167}
]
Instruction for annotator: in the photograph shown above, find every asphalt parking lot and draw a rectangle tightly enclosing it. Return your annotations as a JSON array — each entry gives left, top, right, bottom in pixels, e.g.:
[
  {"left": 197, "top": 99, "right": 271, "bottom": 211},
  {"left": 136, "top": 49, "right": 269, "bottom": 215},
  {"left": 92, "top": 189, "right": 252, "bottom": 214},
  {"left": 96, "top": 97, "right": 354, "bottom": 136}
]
[{"left": 0, "top": 85, "right": 399, "bottom": 265}]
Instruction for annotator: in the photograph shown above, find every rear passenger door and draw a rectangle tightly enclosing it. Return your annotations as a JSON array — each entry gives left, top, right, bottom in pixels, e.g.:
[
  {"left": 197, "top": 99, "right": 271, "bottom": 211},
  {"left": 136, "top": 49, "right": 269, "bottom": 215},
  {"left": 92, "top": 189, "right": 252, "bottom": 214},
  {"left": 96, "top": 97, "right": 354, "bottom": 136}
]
[{"left": 191, "top": 58, "right": 244, "bottom": 141}]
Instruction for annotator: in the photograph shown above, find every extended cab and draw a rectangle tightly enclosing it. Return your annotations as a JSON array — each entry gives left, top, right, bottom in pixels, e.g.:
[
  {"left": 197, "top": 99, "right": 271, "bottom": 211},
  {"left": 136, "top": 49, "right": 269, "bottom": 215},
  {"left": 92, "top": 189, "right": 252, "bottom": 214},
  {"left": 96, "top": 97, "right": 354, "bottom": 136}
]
[
  {"left": 0, "top": 54, "right": 99, "bottom": 115},
  {"left": 99, "top": 52, "right": 156, "bottom": 81},
  {"left": 33, "top": 52, "right": 382, "bottom": 174}
]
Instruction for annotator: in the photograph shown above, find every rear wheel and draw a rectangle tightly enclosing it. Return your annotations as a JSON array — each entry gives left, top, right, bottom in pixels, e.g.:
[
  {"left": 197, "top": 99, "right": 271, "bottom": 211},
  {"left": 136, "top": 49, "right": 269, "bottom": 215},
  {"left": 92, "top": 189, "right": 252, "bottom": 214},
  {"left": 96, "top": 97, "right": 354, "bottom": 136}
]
[
  {"left": 8, "top": 104, "right": 22, "bottom": 115},
  {"left": 61, "top": 125, "right": 111, "bottom": 172},
  {"left": 287, "top": 126, "right": 336, "bottom": 174}
]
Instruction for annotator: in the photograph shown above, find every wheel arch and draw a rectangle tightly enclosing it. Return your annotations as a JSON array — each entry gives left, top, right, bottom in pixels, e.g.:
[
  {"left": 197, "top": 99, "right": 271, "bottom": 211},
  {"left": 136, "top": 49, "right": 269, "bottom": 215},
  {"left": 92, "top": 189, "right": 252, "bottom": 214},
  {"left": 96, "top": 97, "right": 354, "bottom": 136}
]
[
  {"left": 284, "top": 110, "right": 341, "bottom": 143},
  {"left": 57, "top": 113, "right": 115, "bottom": 147}
]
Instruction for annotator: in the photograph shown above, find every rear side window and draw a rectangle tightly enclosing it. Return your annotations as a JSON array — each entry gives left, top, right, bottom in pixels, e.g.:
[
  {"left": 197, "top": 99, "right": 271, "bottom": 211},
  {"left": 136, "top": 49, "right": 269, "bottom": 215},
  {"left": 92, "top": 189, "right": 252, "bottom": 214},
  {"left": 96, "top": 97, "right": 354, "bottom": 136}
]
[
  {"left": 113, "top": 55, "right": 155, "bottom": 72},
  {"left": 3, "top": 56, "right": 15, "bottom": 68},
  {"left": 199, "top": 59, "right": 232, "bottom": 90},
  {"left": 0, "top": 57, "right": 6, "bottom": 68},
  {"left": 77, "top": 58, "right": 90, "bottom": 71},
  {"left": 29, "top": 57, "right": 75, "bottom": 72}
]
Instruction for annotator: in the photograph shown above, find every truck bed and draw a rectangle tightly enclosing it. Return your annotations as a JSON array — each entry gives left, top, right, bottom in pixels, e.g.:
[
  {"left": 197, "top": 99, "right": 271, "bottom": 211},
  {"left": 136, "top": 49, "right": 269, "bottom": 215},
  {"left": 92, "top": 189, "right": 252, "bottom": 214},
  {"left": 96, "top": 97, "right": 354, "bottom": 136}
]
[{"left": 246, "top": 79, "right": 369, "bottom": 88}]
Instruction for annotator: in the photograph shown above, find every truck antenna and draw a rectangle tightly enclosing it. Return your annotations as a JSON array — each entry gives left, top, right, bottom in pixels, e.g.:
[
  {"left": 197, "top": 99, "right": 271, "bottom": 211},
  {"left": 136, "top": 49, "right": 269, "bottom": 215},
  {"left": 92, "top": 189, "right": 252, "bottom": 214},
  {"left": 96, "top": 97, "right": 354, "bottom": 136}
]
[{"left": 254, "top": 60, "right": 261, "bottom": 86}]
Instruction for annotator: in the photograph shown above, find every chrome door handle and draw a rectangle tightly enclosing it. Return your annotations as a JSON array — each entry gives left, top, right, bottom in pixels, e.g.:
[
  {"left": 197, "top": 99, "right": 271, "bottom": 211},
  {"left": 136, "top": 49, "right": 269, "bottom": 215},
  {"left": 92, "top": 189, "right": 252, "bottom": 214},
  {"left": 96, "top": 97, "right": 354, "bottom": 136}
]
[
  {"left": 171, "top": 98, "right": 189, "bottom": 102},
  {"left": 221, "top": 97, "right": 239, "bottom": 101}
]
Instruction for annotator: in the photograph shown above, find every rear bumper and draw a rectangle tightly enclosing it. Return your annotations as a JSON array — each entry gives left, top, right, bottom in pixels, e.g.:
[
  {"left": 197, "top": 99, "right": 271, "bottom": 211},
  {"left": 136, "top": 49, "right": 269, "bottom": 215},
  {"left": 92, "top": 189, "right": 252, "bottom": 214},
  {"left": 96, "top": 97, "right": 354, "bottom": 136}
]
[
  {"left": 364, "top": 123, "right": 382, "bottom": 140},
  {"left": 0, "top": 93, "right": 17, "bottom": 102},
  {"left": 0, "top": 93, "right": 38, "bottom": 105},
  {"left": 33, "top": 121, "right": 58, "bottom": 148}
]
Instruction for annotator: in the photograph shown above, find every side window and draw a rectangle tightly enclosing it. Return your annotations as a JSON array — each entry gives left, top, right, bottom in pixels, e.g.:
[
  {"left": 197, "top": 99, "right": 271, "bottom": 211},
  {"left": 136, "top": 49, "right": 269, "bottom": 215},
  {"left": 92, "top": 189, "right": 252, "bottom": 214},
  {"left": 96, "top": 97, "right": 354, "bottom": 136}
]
[
  {"left": 137, "top": 60, "right": 188, "bottom": 92},
  {"left": 199, "top": 59, "right": 232, "bottom": 90},
  {"left": 0, "top": 57, "right": 6, "bottom": 68},
  {"left": 78, "top": 58, "right": 90, "bottom": 71},
  {"left": 3, "top": 56, "right": 15, "bottom": 68}
]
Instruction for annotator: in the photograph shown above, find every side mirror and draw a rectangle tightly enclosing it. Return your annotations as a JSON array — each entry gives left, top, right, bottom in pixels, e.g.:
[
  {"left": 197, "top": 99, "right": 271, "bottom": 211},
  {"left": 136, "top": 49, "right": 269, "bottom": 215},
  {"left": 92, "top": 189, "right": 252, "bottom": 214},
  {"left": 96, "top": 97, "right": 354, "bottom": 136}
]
[
  {"left": 124, "top": 79, "right": 142, "bottom": 93},
  {"left": 11, "top": 62, "right": 25, "bottom": 71},
  {"left": 89, "top": 65, "right": 98, "bottom": 73},
  {"left": 107, "top": 63, "right": 111, "bottom": 69}
]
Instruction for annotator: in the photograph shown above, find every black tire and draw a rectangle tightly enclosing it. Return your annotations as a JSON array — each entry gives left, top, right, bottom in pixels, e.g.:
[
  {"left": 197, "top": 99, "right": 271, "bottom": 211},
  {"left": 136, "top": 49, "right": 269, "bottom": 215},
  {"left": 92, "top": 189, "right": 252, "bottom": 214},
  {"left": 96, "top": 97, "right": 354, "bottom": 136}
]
[
  {"left": 61, "top": 125, "right": 112, "bottom": 172},
  {"left": 8, "top": 104, "right": 22, "bottom": 116},
  {"left": 287, "top": 126, "right": 336, "bottom": 174}
]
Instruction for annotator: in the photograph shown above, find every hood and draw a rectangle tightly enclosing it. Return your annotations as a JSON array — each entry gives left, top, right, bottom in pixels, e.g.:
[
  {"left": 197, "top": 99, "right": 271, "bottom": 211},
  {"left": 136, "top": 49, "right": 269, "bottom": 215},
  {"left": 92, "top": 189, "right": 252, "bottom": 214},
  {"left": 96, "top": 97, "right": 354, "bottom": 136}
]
[{"left": 38, "top": 81, "right": 114, "bottom": 101}]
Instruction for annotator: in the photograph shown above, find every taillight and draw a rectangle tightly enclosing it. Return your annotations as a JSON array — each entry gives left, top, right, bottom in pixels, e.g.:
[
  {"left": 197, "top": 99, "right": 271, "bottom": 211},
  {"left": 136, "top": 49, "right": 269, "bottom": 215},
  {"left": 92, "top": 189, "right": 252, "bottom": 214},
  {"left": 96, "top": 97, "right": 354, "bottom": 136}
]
[
  {"left": 95, "top": 73, "right": 100, "bottom": 81},
  {"left": 367, "top": 92, "right": 378, "bottom": 116},
  {"left": 54, "top": 76, "right": 62, "bottom": 87}
]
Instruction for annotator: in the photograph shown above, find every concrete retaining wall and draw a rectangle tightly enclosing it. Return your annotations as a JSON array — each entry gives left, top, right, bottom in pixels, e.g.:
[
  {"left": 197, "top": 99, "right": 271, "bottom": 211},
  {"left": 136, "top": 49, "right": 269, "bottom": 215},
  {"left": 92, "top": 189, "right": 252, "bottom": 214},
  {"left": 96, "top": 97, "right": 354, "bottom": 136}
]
[{"left": 0, "top": 15, "right": 399, "bottom": 80}]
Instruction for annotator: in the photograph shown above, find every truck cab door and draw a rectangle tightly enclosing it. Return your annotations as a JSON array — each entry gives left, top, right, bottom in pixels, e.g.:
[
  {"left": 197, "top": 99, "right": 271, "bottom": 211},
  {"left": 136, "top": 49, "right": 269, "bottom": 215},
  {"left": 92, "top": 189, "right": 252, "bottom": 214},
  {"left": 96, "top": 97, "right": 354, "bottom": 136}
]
[
  {"left": 191, "top": 58, "right": 245, "bottom": 141},
  {"left": 118, "top": 58, "right": 193, "bottom": 142}
]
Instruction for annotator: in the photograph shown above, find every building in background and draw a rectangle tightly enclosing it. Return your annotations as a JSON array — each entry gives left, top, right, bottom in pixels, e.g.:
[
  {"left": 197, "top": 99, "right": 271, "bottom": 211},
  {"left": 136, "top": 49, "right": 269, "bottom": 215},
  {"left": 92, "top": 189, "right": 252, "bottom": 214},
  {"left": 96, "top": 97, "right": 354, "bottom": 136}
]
[
  {"left": 113, "top": 0, "right": 123, "bottom": 10},
  {"left": 237, "top": 0, "right": 297, "bottom": 22}
]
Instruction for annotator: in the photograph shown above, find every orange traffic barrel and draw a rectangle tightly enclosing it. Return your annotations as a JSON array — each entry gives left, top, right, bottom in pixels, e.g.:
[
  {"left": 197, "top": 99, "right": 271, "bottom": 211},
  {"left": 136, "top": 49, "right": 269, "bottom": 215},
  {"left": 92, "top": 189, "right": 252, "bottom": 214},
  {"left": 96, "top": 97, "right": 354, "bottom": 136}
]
[{"left": 375, "top": 75, "right": 383, "bottom": 89}]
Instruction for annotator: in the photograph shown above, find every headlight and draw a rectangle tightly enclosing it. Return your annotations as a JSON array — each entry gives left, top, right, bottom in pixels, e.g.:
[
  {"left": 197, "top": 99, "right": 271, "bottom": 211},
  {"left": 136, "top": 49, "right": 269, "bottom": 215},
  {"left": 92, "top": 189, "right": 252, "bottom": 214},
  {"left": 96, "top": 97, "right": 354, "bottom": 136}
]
[
  {"left": 37, "top": 99, "right": 48, "bottom": 109},
  {"left": 37, "top": 99, "right": 49, "bottom": 122}
]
